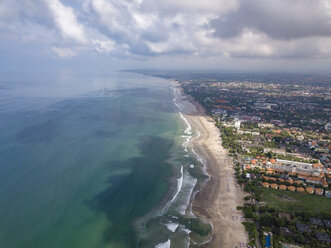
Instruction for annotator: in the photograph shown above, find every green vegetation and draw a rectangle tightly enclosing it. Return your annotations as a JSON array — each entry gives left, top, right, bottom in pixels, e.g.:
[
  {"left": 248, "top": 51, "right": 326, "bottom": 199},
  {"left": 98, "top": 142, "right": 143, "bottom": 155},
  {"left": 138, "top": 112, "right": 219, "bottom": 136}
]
[
  {"left": 215, "top": 120, "right": 243, "bottom": 155},
  {"left": 242, "top": 222, "right": 258, "bottom": 247},
  {"left": 239, "top": 187, "right": 331, "bottom": 248},
  {"left": 241, "top": 122, "right": 258, "bottom": 130},
  {"left": 257, "top": 206, "right": 331, "bottom": 248},
  {"left": 261, "top": 188, "right": 331, "bottom": 215},
  {"left": 275, "top": 153, "right": 318, "bottom": 163}
]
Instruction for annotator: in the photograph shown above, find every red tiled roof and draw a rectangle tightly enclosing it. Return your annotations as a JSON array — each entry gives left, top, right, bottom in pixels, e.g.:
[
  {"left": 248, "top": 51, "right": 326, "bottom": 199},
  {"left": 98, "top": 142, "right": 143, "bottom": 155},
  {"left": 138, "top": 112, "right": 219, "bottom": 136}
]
[
  {"left": 288, "top": 186, "right": 296, "bottom": 192},
  {"left": 306, "top": 187, "right": 314, "bottom": 194},
  {"left": 262, "top": 182, "right": 270, "bottom": 188},
  {"left": 279, "top": 185, "right": 287, "bottom": 190},
  {"left": 297, "top": 187, "right": 305, "bottom": 192},
  {"left": 314, "top": 188, "right": 323, "bottom": 195}
]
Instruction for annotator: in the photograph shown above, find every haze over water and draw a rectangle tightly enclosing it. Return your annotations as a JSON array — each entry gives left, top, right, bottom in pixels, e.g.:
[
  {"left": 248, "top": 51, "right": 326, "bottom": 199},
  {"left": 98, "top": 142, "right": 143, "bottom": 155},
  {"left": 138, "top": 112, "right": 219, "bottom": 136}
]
[{"left": 0, "top": 70, "right": 198, "bottom": 248}]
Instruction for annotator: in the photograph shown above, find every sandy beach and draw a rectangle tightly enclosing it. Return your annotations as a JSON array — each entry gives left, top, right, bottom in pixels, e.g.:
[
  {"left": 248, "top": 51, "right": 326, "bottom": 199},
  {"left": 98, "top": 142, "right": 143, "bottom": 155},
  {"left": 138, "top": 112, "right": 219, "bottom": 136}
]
[{"left": 177, "top": 86, "right": 248, "bottom": 247}]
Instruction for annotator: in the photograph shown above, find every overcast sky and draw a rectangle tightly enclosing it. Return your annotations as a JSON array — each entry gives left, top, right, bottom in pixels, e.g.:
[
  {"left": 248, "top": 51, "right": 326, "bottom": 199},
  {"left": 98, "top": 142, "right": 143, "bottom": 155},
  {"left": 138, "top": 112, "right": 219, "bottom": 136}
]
[{"left": 1, "top": 0, "right": 331, "bottom": 72}]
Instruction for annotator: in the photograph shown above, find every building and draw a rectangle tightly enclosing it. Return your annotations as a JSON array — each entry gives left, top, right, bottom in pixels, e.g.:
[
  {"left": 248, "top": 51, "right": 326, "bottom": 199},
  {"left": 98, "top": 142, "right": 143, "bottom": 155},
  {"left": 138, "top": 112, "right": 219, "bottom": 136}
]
[
  {"left": 313, "top": 163, "right": 324, "bottom": 170},
  {"left": 234, "top": 120, "right": 241, "bottom": 130},
  {"left": 296, "top": 223, "right": 311, "bottom": 233},
  {"left": 258, "top": 123, "right": 275, "bottom": 128},
  {"left": 306, "top": 176, "right": 328, "bottom": 187},
  {"left": 297, "top": 187, "right": 305, "bottom": 193},
  {"left": 262, "top": 182, "right": 270, "bottom": 188},
  {"left": 276, "top": 159, "right": 312, "bottom": 168},
  {"left": 324, "top": 191, "right": 331, "bottom": 198},
  {"left": 286, "top": 179, "right": 294, "bottom": 184},
  {"left": 288, "top": 186, "right": 296, "bottom": 192},
  {"left": 323, "top": 219, "right": 331, "bottom": 228},
  {"left": 315, "top": 148, "right": 329, "bottom": 153},
  {"left": 322, "top": 179, "right": 328, "bottom": 187},
  {"left": 306, "top": 187, "right": 314, "bottom": 194},
  {"left": 310, "top": 218, "right": 324, "bottom": 227},
  {"left": 279, "top": 185, "right": 287, "bottom": 190},
  {"left": 314, "top": 188, "right": 324, "bottom": 196},
  {"left": 211, "top": 109, "right": 227, "bottom": 116},
  {"left": 316, "top": 232, "right": 331, "bottom": 242},
  {"left": 270, "top": 183, "right": 278, "bottom": 189},
  {"left": 280, "top": 227, "right": 293, "bottom": 238},
  {"left": 279, "top": 213, "right": 291, "bottom": 221}
]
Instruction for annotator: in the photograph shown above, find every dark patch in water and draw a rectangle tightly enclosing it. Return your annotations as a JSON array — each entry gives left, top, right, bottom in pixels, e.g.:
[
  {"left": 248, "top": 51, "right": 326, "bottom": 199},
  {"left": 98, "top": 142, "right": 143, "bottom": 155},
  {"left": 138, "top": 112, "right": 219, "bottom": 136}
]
[
  {"left": 111, "top": 88, "right": 149, "bottom": 96},
  {"left": 91, "top": 87, "right": 168, "bottom": 100},
  {"left": 86, "top": 88, "right": 150, "bottom": 97},
  {"left": 16, "top": 121, "right": 59, "bottom": 143},
  {"left": 94, "top": 130, "right": 116, "bottom": 138},
  {"left": 89, "top": 136, "right": 173, "bottom": 247},
  {"left": 85, "top": 111, "right": 161, "bottom": 125}
]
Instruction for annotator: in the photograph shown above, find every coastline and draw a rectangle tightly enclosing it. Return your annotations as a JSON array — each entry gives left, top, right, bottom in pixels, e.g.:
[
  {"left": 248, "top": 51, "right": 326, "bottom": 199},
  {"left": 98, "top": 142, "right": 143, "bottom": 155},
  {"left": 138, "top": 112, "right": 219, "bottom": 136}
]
[{"left": 175, "top": 83, "right": 249, "bottom": 247}]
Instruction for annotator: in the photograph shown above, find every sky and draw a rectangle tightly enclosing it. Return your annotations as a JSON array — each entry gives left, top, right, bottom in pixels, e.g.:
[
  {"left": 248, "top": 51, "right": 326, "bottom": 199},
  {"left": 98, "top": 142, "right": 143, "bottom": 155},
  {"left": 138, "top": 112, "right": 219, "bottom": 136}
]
[{"left": 1, "top": 0, "right": 331, "bottom": 72}]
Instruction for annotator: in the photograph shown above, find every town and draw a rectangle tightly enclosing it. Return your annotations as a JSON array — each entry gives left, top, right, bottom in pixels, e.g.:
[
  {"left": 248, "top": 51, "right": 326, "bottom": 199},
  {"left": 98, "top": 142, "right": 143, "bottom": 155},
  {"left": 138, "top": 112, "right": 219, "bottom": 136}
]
[{"left": 179, "top": 75, "right": 331, "bottom": 248}]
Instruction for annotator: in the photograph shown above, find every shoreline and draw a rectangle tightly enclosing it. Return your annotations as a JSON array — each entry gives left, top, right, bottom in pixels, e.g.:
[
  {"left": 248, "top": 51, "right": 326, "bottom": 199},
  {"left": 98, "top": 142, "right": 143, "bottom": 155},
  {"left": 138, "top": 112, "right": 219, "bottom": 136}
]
[{"left": 176, "top": 84, "right": 249, "bottom": 247}]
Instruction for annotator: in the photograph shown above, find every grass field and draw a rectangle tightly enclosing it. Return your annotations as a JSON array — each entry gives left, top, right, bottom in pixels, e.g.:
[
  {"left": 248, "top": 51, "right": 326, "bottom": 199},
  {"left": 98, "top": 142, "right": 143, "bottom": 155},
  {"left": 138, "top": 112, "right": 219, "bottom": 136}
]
[{"left": 260, "top": 188, "right": 331, "bottom": 214}]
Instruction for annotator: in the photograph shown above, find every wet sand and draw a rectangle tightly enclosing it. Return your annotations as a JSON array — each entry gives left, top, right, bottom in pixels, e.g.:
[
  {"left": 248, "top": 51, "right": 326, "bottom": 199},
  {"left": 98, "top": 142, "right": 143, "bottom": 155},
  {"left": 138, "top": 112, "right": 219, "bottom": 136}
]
[{"left": 177, "top": 87, "right": 248, "bottom": 247}]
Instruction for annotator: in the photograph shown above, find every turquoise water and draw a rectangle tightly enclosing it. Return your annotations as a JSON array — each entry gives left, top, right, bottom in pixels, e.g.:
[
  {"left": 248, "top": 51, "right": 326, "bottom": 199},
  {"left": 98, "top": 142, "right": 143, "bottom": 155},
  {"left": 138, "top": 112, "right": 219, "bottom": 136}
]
[{"left": 0, "top": 71, "right": 208, "bottom": 248}]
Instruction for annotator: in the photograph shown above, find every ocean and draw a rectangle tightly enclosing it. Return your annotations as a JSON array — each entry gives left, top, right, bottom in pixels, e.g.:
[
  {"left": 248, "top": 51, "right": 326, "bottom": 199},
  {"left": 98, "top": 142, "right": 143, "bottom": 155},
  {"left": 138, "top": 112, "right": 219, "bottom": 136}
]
[{"left": 0, "top": 70, "right": 209, "bottom": 248}]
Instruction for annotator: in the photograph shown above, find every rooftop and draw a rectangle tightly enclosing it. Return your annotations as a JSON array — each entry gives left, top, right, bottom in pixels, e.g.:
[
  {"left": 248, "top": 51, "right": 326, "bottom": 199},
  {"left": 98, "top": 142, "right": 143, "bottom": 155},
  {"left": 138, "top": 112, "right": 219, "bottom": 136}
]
[
  {"left": 310, "top": 217, "right": 324, "bottom": 227},
  {"left": 296, "top": 223, "right": 311, "bottom": 233},
  {"left": 316, "top": 232, "right": 331, "bottom": 242}
]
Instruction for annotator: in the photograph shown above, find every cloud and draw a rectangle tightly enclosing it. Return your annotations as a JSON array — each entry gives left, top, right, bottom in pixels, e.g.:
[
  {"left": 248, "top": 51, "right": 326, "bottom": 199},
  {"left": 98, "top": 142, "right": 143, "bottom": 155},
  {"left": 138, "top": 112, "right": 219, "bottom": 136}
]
[
  {"left": 52, "top": 47, "right": 77, "bottom": 57},
  {"left": 211, "top": 0, "right": 331, "bottom": 40},
  {"left": 0, "top": 0, "right": 331, "bottom": 69},
  {"left": 92, "top": 39, "right": 114, "bottom": 53},
  {"left": 148, "top": 0, "right": 240, "bottom": 13},
  {"left": 84, "top": 0, "right": 331, "bottom": 59},
  {"left": 47, "top": 0, "right": 87, "bottom": 43}
]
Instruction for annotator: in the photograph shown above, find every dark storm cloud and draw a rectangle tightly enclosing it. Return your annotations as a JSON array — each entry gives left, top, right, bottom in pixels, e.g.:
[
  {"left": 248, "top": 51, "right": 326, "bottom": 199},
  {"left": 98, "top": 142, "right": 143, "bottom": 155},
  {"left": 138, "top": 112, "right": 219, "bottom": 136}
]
[{"left": 211, "top": 0, "right": 331, "bottom": 40}]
